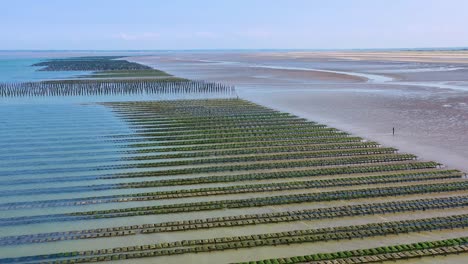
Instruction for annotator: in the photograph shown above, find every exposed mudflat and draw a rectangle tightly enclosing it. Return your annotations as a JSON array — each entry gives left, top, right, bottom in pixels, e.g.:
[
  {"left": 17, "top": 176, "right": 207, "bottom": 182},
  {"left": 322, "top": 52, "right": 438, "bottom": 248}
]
[{"left": 129, "top": 51, "right": 468, "bottom": 172}]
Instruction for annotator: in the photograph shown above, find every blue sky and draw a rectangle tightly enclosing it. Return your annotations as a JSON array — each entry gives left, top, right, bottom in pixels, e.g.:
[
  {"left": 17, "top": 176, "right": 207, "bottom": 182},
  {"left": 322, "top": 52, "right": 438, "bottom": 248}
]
[{"left": 1, "top": 0, "right": 468, "bottom": 50}]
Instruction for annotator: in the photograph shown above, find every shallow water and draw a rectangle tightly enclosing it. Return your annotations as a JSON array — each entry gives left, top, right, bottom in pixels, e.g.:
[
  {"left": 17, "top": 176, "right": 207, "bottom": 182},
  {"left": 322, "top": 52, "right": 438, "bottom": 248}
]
[
  {"left": 1, "top": 51, "right": 468, "bottom": 263},
  {"left": 0, "top": 97, "right": 260, "bottom": 261},
  {"left": 0, "top": 58, "right": 90, "bottom": 82}
]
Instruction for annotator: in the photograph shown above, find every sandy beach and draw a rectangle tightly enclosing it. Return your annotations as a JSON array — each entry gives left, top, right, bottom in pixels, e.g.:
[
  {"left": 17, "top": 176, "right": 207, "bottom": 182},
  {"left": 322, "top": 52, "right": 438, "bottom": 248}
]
[{"left": 128, "top": 51, "right": 468, "bottom": 172}]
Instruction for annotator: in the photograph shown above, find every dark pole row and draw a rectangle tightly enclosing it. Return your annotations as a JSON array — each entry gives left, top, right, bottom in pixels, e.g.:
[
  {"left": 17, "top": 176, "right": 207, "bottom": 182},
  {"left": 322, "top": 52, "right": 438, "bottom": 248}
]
[{"left": 0, "top": 80, "right": 236, "bottom": 97}]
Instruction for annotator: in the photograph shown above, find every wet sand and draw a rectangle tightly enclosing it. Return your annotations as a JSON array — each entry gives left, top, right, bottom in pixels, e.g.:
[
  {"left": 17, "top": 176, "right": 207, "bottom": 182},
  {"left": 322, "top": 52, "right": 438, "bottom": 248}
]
[
  {"left": 128, "top": 51, "right": 468, "bottom": 172},
  {"left": 289, "top": 50, "right": 468, "bottom": 64}
]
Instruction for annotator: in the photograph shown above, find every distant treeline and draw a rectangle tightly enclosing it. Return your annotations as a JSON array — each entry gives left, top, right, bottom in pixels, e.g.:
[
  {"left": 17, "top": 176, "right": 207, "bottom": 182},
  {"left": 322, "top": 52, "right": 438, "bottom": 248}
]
[
  {"left": 0, "top": 80, "right": 236, "bottom": 97},
  {"left": 33, "top": 56, "right": 152, "bottom": 71}
]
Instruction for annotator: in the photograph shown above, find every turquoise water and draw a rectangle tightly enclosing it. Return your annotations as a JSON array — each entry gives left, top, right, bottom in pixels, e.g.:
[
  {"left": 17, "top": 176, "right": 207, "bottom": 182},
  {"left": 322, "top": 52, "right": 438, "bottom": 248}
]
[
  {"left": 0, "top": 101, "right": 243, "bottom": 261},
  {"left": 0, "top": 53, "right": 238, "bottom": 263},
  {"left": 0, "top": 55, "right": 232, "bottom": 262},
  {"left": 0, "top": 56, "right": 140, "bottom": 259},
  {"left": 0, "top": 58, "right": 90, "bottom": 82},
  {"left": 0, "top": 103, "right": 143, "bottom": 257}
]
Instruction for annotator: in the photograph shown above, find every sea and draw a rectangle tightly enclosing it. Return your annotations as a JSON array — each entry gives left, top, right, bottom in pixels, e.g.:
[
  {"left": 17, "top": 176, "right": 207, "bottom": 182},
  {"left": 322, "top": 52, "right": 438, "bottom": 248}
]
[
  {"left": 0, "top": 51, "right": 161, "bottom": 260},
  {"left": 1, "top": 49, "right": 468, "bottom": 262},
  {"left": 0, "top": 51, "right": 237, "bottom": 261}
]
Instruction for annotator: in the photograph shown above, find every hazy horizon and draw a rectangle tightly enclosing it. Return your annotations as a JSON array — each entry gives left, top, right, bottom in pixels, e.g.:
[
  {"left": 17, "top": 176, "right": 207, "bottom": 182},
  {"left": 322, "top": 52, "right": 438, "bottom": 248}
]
[{"left": 1, "top": 47, "right": 468, "bottom": 52}]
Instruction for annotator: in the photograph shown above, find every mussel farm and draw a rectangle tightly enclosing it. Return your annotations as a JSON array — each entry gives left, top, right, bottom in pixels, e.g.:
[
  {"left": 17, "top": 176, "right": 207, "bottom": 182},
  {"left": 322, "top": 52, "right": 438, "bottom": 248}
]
[
  {"left": 0, "top": 99, "right": 467, "bottom": 263},
  {"left": 0, "top": 80, "right": 235, "bottom": 97}
]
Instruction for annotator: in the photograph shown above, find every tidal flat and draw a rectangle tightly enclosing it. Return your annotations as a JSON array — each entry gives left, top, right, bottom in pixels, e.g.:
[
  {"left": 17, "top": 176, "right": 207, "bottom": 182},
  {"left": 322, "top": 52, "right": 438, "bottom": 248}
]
[
  {"left": 0, "top": 52, "right": 467, "bottom": 264},
  {"left": 129, "top": 50, "right": 468, "bottom": 172}
]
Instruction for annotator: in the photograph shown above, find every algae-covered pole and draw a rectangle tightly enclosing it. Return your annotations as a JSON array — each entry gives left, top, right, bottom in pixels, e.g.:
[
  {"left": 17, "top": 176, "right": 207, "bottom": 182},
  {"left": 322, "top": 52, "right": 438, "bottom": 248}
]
[{"left": 0, "top": 80, "right": 237, "bottom": 98}]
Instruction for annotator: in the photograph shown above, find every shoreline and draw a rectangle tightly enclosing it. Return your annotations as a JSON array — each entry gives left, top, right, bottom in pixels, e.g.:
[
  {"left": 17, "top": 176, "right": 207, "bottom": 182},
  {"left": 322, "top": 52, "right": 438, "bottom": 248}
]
[
  {"left": 128, "top": 52, "right": 468, "bottom": 173},
  {"left": 239, "top": 89, "right": 468, "bottom": 173},
  {"left": 1, "top": 52, "right": 468, "bottom": 264}
]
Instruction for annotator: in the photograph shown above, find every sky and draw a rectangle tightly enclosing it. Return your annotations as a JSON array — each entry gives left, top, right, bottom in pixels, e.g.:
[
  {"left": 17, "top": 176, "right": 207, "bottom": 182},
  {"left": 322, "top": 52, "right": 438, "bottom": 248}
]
[{"left": 1, "top": 0, "right": 468, "bottom": 50}]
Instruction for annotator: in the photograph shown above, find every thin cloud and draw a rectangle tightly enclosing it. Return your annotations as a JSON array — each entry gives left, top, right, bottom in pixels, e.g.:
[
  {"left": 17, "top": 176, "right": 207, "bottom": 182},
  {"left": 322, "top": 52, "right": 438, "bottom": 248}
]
[
  {"left": 172, "top": 31, "right": 218, "bottom": 39},
  {"left": 114, "top": 32, "right": 160, "bottom": 41}
]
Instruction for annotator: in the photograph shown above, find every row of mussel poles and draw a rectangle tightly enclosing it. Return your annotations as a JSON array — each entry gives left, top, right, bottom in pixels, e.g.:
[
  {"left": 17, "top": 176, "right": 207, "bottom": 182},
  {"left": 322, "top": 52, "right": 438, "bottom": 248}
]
[{"left": 0, "top": 80, "right": 237, "bottom": 97}]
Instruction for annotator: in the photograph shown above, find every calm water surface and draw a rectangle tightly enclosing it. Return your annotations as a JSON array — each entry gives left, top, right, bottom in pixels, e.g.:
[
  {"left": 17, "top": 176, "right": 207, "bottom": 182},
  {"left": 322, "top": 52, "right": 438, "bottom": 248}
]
[
  {"left": 0, "top": 55, "right": 237, "bottom": 261},
  {"left": 0, "top": 58, "right": 90, "bottom": 82}
]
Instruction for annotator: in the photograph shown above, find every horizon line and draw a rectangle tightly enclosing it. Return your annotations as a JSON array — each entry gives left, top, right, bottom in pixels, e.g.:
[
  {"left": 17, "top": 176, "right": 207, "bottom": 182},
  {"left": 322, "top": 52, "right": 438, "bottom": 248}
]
[{"left": 1, "top": 46, "right": 468, "bottom": 52}]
